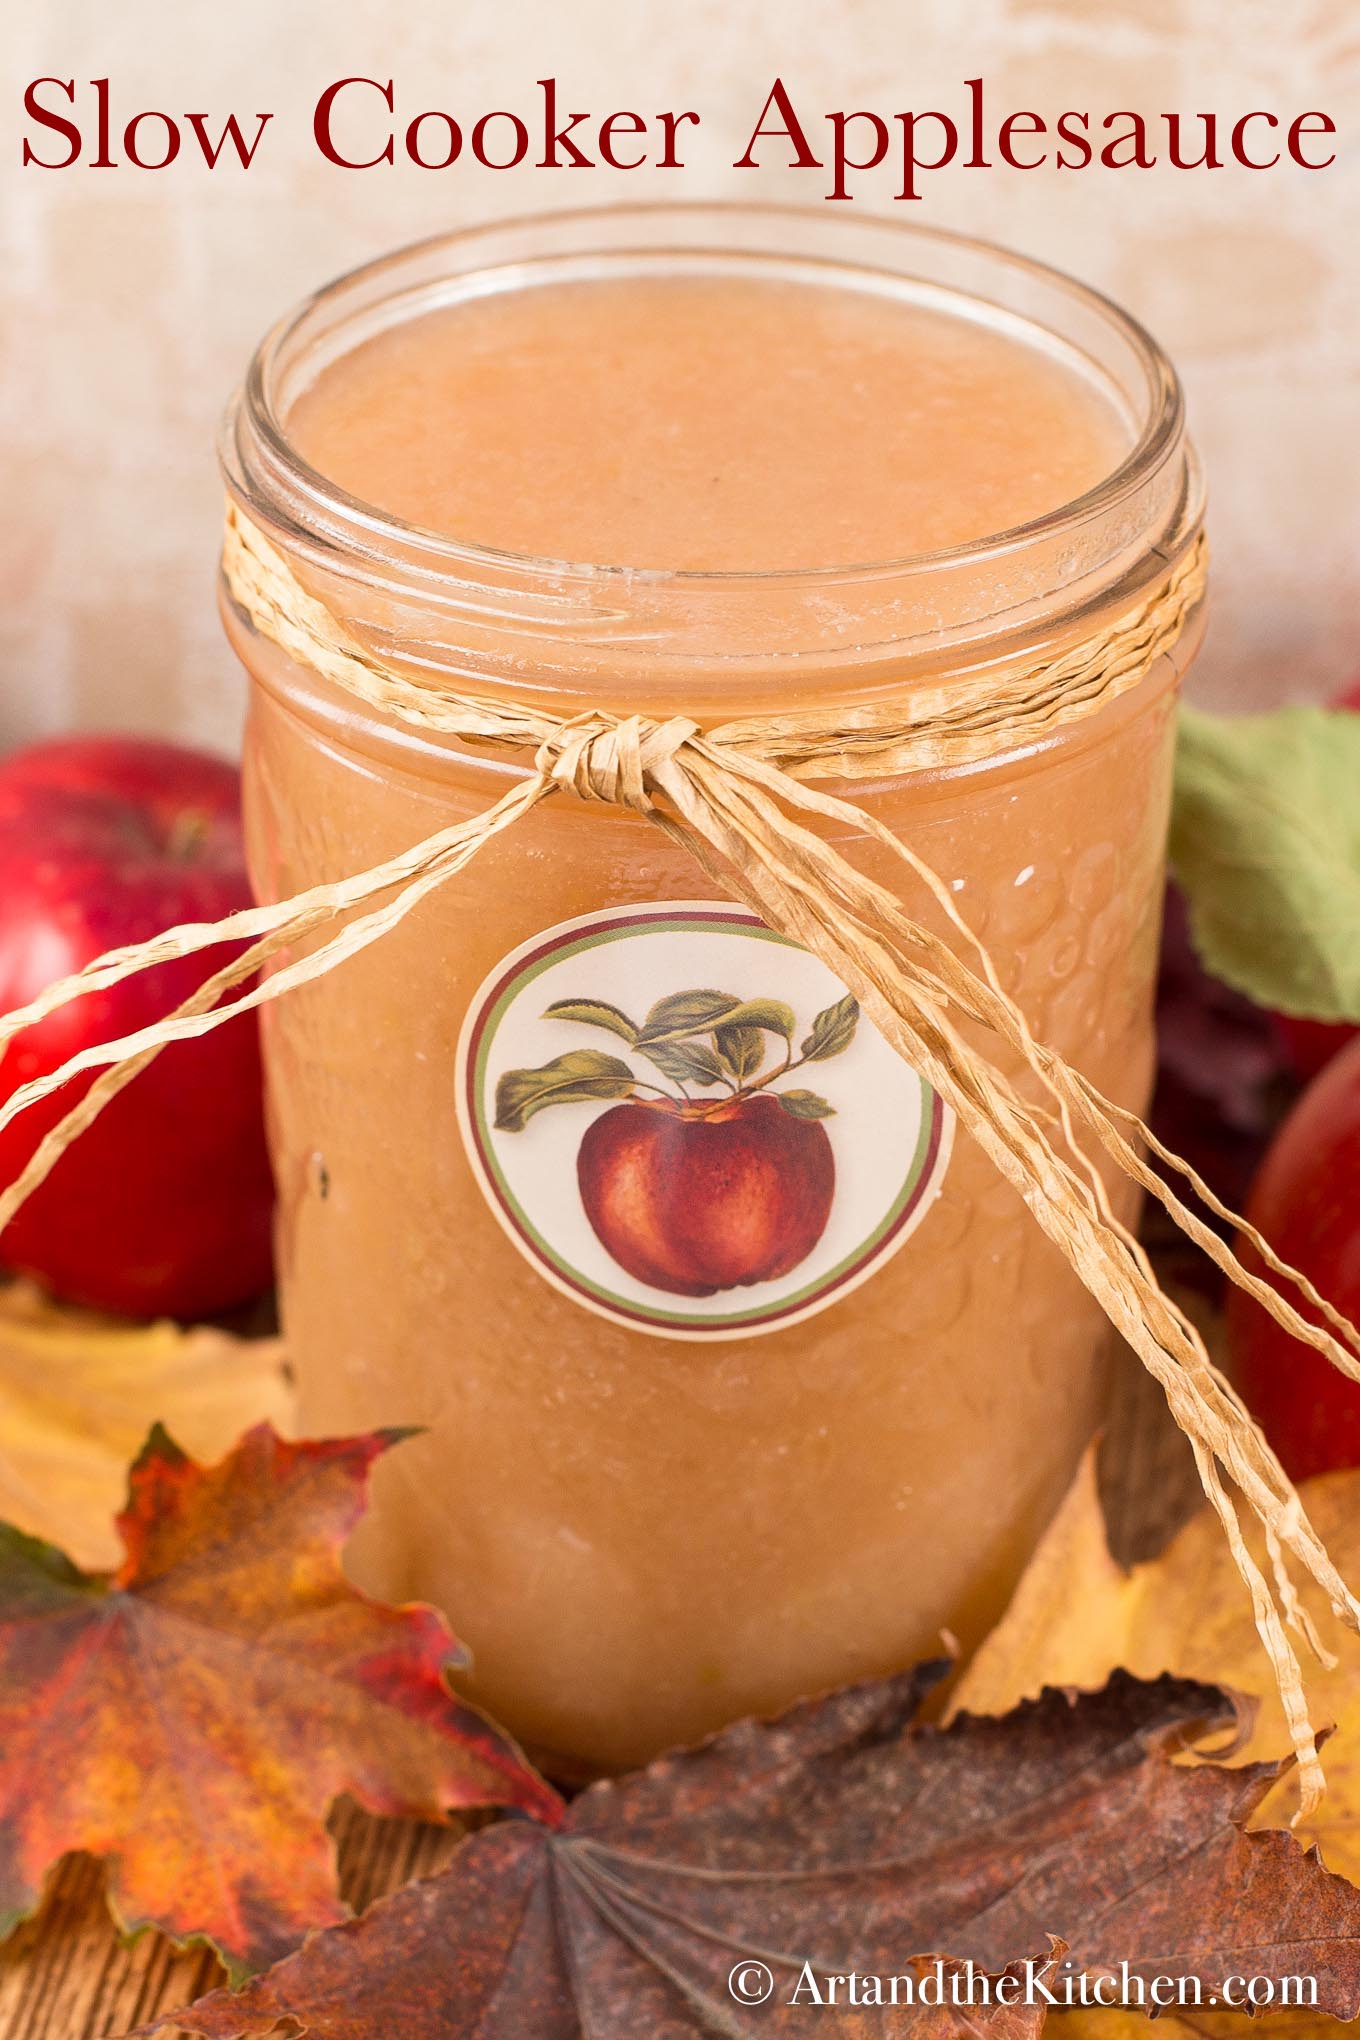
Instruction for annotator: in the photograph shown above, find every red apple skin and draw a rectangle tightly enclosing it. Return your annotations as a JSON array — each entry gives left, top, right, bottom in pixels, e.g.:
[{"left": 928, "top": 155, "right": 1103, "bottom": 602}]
[
  {"left": 1227, "top": 1035, "right": 1360, "bottom": 1479},
  {"left": 0, "top": 737, "right": 274, "bottom": 1318},
  {"left": 576, "top": 1093, "right": 835, "bottom": 1298},
  {"left": 1272, "top": 1013, "right": 1359, "bottom": 1083}
]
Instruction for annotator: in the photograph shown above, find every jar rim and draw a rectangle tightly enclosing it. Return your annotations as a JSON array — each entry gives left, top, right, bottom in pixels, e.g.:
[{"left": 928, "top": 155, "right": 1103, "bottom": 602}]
[
  {"left": 226, "top": 201, "right": 1190, "bottom": 582},
  {"left": 221, "top": 203, "right": 1201, "bottom": 693}
]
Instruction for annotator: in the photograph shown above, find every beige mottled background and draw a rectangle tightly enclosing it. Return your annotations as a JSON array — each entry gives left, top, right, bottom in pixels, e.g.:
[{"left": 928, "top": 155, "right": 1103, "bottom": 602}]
[{"left": 1, "top": 0, "right": 1357, "bottom": 753}]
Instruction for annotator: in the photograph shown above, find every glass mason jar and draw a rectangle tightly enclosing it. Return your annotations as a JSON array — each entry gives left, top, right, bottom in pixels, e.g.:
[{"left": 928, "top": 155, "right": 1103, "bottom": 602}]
[{"left": 221, "top": 206, "right": 1203, "bottom": 1776}]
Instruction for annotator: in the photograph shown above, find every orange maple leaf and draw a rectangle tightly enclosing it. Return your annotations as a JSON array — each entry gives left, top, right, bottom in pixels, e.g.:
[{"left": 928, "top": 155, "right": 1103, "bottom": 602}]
[{"left": 0, "top": 1423, "right": 560, "bottom": 1977}]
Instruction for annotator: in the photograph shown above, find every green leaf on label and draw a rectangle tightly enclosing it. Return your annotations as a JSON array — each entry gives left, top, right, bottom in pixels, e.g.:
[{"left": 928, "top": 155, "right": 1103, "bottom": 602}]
[
  {"left": 493, "top": 1051, "right": 636, "bottom": 1132},
  {"left": 635, "top": 990, "right": 742, "bottom": 1044},
  {"left": 715, "top": 997, "right": 796, "bottom": 1039},
  {"left": 801, "top": 994, "right": 860, "bottom": 1062},
  {"left": 639, "top": 1039, "right": 727, "bottom": 1088},
  {"left": 778, "top": 1089, "right": 836, "bottom": 1119},
  {"left": 541, "top": 998, "right": 638, "bottom": 1045},
  {"left": 1171, "top": 705, "right": 1360, "bottom": 1022},
  {"left": 714, "top": 1023, "right": 766, "bottom": 1084}
]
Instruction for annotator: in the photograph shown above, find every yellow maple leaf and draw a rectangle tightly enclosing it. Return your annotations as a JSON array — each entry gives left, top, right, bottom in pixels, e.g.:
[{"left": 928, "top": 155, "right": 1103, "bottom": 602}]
[
  {"left": 0, "top": 1281, "right": 294, "bottom": 1569},
  {"left": 951, "top": 1450, "right": 1360, "bottom": 1882},
  {"left": 1051, "top": 2010, "right": 1331, "bottom": 2039}
]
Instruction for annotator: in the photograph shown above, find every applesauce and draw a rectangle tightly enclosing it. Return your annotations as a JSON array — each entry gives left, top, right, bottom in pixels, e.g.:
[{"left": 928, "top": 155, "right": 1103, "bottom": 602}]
[{"left": 222, "top": 208, "right": 1203, "bottom": 1773}]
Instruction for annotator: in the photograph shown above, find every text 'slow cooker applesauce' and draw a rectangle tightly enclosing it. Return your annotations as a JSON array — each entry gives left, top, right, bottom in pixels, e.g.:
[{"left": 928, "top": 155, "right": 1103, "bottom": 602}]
[{"left": 223, "top": 208, "right": 1203, "bottom": 1774}]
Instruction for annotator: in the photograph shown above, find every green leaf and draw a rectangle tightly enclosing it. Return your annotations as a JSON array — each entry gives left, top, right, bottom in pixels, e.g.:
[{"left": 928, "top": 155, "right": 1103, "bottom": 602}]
[
  {"left": 639, "top": 1039, "right": 727, "bottom": 1088},
  {"left": 714, "top": 1023, "right": 766, "bottom": 1084},
  {"left": 635, "top": 990, "right": 742, "bottom": 1044},
  {"left": 715, "top": 998, "right": 795, "bottom": 1039},
  {"left": 777, "top": 1090, "right": 836, "bottom": 1120},
  {"left": 800, "top": 994, "right": 860, "bottom": 1062},
  {"left": 494, "top": 1051, "right": 636, "bottom": 1132},
  {"left": 541, "top": 998, "right": 638, "bottom": 1045},
  {"left": 1171, "top": 706, "right": 1360, "bottom": 1022}
]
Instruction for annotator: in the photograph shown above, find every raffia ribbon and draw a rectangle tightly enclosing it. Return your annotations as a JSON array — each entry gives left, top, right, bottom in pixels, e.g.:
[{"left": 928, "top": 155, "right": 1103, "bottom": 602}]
[{"left": 2, "top": 507, "right": 1359, "bottom": 1811}]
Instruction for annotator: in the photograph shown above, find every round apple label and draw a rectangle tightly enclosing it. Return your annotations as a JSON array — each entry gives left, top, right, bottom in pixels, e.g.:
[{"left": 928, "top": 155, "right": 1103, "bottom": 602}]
[{"left": 455, "top": 903, "right": 953, "bottom": 1340}]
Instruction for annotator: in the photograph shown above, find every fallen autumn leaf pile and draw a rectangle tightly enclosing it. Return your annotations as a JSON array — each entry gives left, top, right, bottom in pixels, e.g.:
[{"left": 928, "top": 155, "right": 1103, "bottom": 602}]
[
  {"left": 142, "top": 1671, "right": 1360, "bottom": 2040},
  {"left": 0, "top": 1322, "right": 1358, "bottom": 2038}
]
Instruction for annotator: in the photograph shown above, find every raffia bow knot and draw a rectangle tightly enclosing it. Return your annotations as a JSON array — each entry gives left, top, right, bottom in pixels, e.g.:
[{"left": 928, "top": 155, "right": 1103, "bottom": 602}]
[
  {"left": 1, "top": 505, "right": 1359, "bottom": 1811},
  {"left": 536, "top": 712, "right": 701, "bottom": 810}
]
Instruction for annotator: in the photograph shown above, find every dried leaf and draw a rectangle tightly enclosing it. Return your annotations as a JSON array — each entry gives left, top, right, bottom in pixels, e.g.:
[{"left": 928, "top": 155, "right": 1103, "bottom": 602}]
[
  {"left": 492, "top": 1050, "right": 636, "bottom": 1131},
  {"left": 0, "top": 1281, "right": 292, "bottom": 1569},
  {"left": 951, "top": 1452, "right": 1360, "bottom": 1879},
  {"left": 1053, "top": 2010, "right": 1330, "bottom": 2040},
  {"left": 0, "top": 1424, "right": 559, "bottom": 1977},
  {"left": 153, "top": 1673, "right": 1360, "bottom": 2037},
  {"left": 1152, "top": 883, "right": 1295, "bottom": 1230}
]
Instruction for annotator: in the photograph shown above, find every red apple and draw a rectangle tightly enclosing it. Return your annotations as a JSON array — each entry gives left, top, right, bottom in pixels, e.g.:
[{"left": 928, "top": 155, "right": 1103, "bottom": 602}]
[
  {"left": 0, "top": 736, "right": 274, "bottom": 1318},
  {"left": 576, "top": 1093, "right": 835, "bottom": 1297},
  {"left": 1271, "top": 1012, "right": 1359, "bottom": 1083},
  {"left": 1226, "top": 1034, "right": 1360, "bottom": 1478}
]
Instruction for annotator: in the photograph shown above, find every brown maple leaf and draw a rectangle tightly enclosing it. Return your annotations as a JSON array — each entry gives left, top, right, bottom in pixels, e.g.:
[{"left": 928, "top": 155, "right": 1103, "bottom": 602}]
[
  {"left": 0, "top": 1423, "right": 560, "bottom": 1979},
  {"left": 150, "top": 1671, "right": 1360, "bottom": 2038}
]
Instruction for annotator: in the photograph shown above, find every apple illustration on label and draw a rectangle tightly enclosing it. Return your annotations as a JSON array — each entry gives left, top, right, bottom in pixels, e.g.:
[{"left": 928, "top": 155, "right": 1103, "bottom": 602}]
[
  {"left": 458, "top": 902, "right": 953, "bottom": 1340},
  {"left": 577, "top": 1094, "right": 835, "bottom": 1297},
  {"left": 494, "top": 986, "right": 857, "bottom": 1296}
]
